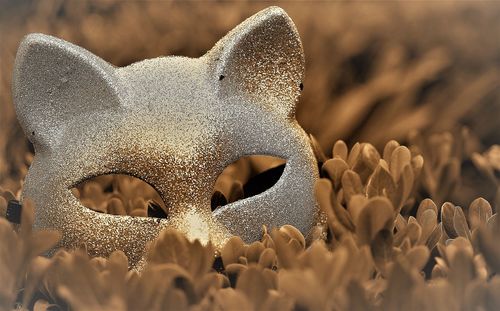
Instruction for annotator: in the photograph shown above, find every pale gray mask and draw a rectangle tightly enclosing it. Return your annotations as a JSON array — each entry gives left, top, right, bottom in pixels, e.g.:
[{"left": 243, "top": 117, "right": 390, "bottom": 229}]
[{"left": 13, "top": 6, "right": 318, "bottom": 266}]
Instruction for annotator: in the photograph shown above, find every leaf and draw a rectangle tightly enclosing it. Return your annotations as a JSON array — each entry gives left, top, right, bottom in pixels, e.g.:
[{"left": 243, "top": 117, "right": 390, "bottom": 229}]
[
  {"left": 389, "top": 146, "right": 411, "bottom": 182},
  {"left": 108, "top": 198, "right": 126, "bottom": 215},
  {"left": 33, "top": 300, "right": 54, "bottom": 311},
  {"left": 24, "top": 257, "right": 53, "bottom": 307},
  {"left": 309, "top": 134, "right": 327, "bottom": 164},
  {"left": 245, "top": 241, "right": 265, "bottom": 264},
  {"left": 416, "top": 199, "right": 438, "bottom": 224},
  {"left": 356, "top": 196, "right": 394, "bottom": 245},
  {"left": 28, "top": 230, "right": 62, "bottom": 258},
  {"left": 196, "top": 273, "right": 226, "bottom": 298},
  {"left": 462, "top": 280, "right": 488, "bottom": 311},
  {"left": 315, "top": 179, "right": 348, "bottom": 237},
  {"left": 353, "top": 144, "right": 380, "bottom": 183},
  {"left": 381, "top": 262, "right": 415, "bottom": 311},
  {"left": 395, "top": 214, "right": 407, "bottom": 232},
  {"left": 370, "top": 229, "right": 394, "bottom": 275},
  {"left": 453, "top": 206, "right": 471, "bottom": 241},
  {"left": 20, "top": 199, "right": 35, "bottom": 239},
  {"left": 0, "top": 197, "right": 6, "bottom": 218},
  {"left": 397, "top": 165, "right": 414, "bottom": 207},
  {"left": 448, "top": 249, "right": 476, "bottom": 295},
  {"left": 487, "top": 214, "right": 498, "bottom": 229},
  {"left": 342, "top": 170, "right": 363, "bottom": 203},
  {"left": 2, "top": 190, "right": 16, "bottom": 202},
  {"left": 130, "top": 208, "right": 147, "bottom": 217},
  {"left": 278, "top": 270, "right": 324, "bottom": 310},
  {"left": 271, "top": 229, "right": 298, "bottom": 269},
  {"left": 484, "top": 145, "right": 500, "bottom": 170},
  {"left": 261, "top": 291, "right": 294, "bottom": 311},
  {"left": 411, "top": 155, "right": 424, "bottom": 179},
  {"left": 476, "top": 228, "right": 500, "bottom": 273},
  {"left": 147, "top": 229, "right": 190, "bottom": 267},
  {"left": 333, "top": 140, "right": 349, "bottom": 161},
  {"left": 441, "top": 202, "right": 458, "bottom": 238},
  {"left": 322, "top": 158, "right": 349, "bottom": 190},
  {"left": 471, "top": 152, "right": 496, "bottom": 183},
  {"left": 236, "top": 267, "right": 273, "bottom": 309},
  {"left": 347, "top": 195, "right": 368, "bottom": 225},
  {"left": 347, "top": 143, "right": 361, "bottom": 167},
  {"left": 212, "top": 288, "right": 253, "bottom": 311},
  {"left": 262, "top": 230, "right": 275, "bottom": 250},
  {"left": 177, "top": 239, "right": 215, "bottom": 279},
  {"left": 379, "top": 159, "right": 390, "bottom": 171},
  {"left": 332, "top": 202, "right": 355, "bottom": 232},
  {"left": 468, "top": 197, "right": 492, "bottom": 230},
  {"left": 425, "top": 223, "right": 443, "bottom": 251},
  {"left": 258, "top": 248, "right": 276, "bottom": 269},
  {"left": 315, "top": 179, "right": 333, "bottom": 212},
  {"left": 436, "top": 159, "right": 460, "bottom": 204},
  {"left": 383, "top": 140, "right": 400, "bottom": 163},
  {"left": 279, "top": 225, "right": 306, "bottom": 251},
  {"left": 346, "top": 280, "right": 372, "bottom": 311},
  {"left": 431, "top": 264, "right": 446, "bottom": 279},
  {"left": 393, "top": 227, "right": 408, "bottom": 248},
  {"left": 366, "top": 164, "right": 396, "bottom": 199},
  {"left": 228, "top": 180, "right": 244, "bottom": 203},
  {"left": 221, "top": 236, "right": 246, "bottom": 267},
  {"left": 405, "top": 245, "right": 430, "bottom": 271},
  {"left": 418, "top": 209, "right": 437, "bottom": 244},
  {"left": 238, "top": 256, "right": 248, "bottom": 265},
  {"left": 225, "top": 263, "right": 248, "bottom": 286},
  {"left": 406, "top": 220, "right": 422, "bottom": 246}
]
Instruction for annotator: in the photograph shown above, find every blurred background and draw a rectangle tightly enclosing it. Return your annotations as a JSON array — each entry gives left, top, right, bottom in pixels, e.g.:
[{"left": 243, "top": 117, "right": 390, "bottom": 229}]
[{"left": 1, "top": 0, "right": 500, "bottom": 208}]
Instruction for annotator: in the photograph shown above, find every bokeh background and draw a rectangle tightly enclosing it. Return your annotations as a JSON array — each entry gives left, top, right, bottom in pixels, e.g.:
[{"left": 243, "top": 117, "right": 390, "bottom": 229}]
[{"left": 1, "top": 0, "right": 500, "bottom": 195}]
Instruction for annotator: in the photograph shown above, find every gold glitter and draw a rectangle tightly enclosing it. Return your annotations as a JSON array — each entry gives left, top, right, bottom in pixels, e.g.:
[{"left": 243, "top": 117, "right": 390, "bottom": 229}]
[{"left": 12, "top": 6, "right": 318, "bottom": 267}]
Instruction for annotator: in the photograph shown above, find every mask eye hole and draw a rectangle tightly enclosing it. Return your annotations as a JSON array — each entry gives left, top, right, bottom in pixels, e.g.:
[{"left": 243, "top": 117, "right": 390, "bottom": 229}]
[
  {"left": 71, "top": 174, "right": 168, "bottom": 218},
  {"left": 211, "top": 155, "right": 286, "bottom": 212}
]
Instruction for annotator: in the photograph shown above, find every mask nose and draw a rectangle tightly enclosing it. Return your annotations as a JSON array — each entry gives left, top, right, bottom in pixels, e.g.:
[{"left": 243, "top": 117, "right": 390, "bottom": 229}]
[{"left": 165, "top": 202, "right": 231, "bottom": 248}]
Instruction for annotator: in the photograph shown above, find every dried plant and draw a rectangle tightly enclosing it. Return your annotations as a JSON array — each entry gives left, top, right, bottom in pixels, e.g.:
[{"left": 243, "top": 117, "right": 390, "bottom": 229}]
[
  {"left": 0, "top": 200, "right": 60, "bottom": 310},
  {"left": 1, "top": 169, "right": 500, "bottom": 310}
]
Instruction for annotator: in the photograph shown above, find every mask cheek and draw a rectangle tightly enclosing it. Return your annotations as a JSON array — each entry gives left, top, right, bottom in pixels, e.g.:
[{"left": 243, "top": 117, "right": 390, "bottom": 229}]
[{"left": 213, "top": 150, "right": 318, "bottom": 243}]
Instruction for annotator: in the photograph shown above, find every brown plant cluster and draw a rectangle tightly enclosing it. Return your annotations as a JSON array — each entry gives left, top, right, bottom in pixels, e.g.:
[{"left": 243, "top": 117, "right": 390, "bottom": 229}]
[{"left": 1, "top": 136, "right": 500, "bottom": 310}]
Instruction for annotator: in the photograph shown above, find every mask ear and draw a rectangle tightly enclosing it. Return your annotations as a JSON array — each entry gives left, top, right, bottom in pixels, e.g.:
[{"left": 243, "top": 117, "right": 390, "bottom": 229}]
[
  {"left": 12, "top": 34, "right": 123, "bottom": 150},
  {"left": 207, "top": 7, "right": 305, "bottom": 119}
]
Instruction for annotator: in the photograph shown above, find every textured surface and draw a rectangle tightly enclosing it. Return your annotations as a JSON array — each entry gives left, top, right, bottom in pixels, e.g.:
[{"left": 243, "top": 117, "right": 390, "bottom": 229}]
[{"left": 12, "top": 6, "right": 318, "bottom": 266}]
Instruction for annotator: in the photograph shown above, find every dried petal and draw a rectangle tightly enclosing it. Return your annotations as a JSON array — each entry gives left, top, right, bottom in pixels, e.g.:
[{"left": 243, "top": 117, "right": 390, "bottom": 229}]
[
  {"left": 356, "top": 197, "right": 394, "bottom": 245},
  {"left": 342, "top": 170, "right": 363, "bottom": 203},
  {"left": 441, "top": 202, "right": 458, "bottom": 238},
  {"left": 322, "top": 158, "right": 349, "bottom": 190},
  {"left": 333, "top": 140, "right": 348, "bottom": 161},
  {"left": 453, "top": 206, "right": 471, "bottom": 241},
  {"left": 468, "top": 198, "right": 492, "bottom": 230}
]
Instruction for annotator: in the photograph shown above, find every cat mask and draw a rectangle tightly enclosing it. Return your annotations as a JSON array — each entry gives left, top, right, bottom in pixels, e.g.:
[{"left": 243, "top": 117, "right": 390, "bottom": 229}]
[{"left": 13, "top": 6, "right": 318, "bottom": 266}]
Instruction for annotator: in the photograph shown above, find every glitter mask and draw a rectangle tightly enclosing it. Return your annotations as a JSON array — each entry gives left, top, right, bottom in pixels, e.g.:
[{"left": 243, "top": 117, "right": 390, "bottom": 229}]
[{"left": 13, "top": 7, "right": 318, "bottom": 266}]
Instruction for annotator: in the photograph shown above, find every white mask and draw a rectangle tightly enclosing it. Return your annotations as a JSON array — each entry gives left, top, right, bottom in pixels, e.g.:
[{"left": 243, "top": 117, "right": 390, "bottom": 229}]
[{"left": 13, "top": 7, "right": 318, "bottom": 266}]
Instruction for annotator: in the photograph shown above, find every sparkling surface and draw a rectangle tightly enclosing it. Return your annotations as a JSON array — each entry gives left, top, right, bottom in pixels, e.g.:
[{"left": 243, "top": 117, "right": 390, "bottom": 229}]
[{"left": 12, "top": 6, "right": 318, "bottom": 266}]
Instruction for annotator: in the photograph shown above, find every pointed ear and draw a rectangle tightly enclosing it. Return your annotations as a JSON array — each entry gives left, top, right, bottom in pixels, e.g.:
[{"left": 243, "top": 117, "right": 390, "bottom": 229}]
[
  {"left": 208, "top": 7, "right": 305, "bottom": 119},
  {"left": 12, "top": 34, "right": 123, "bottom": 150}
]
